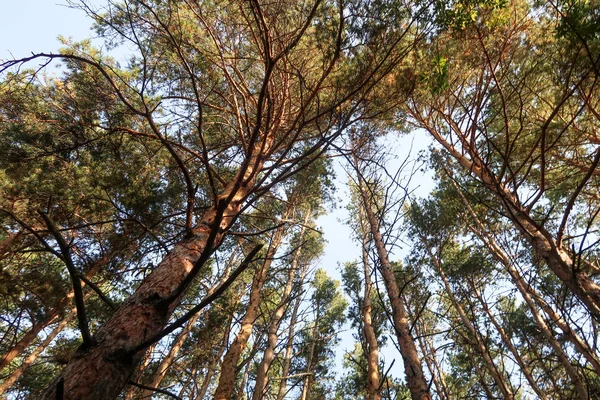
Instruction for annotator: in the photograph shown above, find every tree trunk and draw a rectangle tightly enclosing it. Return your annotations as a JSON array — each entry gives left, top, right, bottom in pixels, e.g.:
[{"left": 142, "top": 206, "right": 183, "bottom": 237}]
[
  {"left": 276, "top": 265, "right": 306, "bottom": 400},
  {"left": 252, "top": 211, "right": 309, "bottom": 400},
  {"left": 470, "top": 283, "right": 548, "bottom": 400},
  {"left": 42, "top": 155, "right": 265, "bottom": 399},
  {"left": 358, "top": 177, "right": 431, "bottom": 400},
  {"left": 446, "top": 175, "right": 596, "bottom": 396},
  {"left": 420, "top": 237, "right": 514, "bottom": 400},
  {"left": 0, "top": 256, "right": 108, "bottom": 371},
  {"left": 414, "top": 320, "right": 448, "bottom": 400},
  {"left": 213, "top": 219, "right": 288, "bottom": 400},
  {"left": 299, "top": 312, "right": 318, "bottom": 400},
  {"left": 422, "top": 124, "right": 600, "bottom": 319},
  {"left": 359, "top": 222, "right": 381, "bottom": 400},
  {"left": 141, "top": 247, "right": 242, "bottom": 398},
  {"left": 139, "top": 313, "right": 201, "bottom": 399},
  {"left": 448, "top": 172, "right": 600, "bottom": 376},
  {"left": 0, "top": 307, "right": 76, "bottom": 395}
]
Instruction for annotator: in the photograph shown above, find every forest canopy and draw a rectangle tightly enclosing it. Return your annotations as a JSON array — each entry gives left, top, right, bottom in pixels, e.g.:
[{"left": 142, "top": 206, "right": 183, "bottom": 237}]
[{"left": 1, "top": 0, "right": 599, "bottom": 399}]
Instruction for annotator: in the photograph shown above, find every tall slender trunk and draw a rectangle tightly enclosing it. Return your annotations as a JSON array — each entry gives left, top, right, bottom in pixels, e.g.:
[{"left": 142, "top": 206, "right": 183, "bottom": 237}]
[
  {"left": 0, "top": 256, "right": 108, "bottom": 371},
  {"left": 177, "top": 357, "right": 200, "bottom": 399},
  {"left": 421, "top": 124, "right": 600, "bottom": 319},
  {"left": 414, "top": 319, "right": 448, "bottom": 400},
  {"left": 213, "top": 218, "right": 288, "bottom": 400},
  {"left": 252, "top": 211, "right": 309, "bottom": 400},
  {"left": 42, "top": 153, "right": 265, "bottom": 399},
  {"left": 420, "top": 236, "right": 514, "bottom": 400},
  {"left": 139, "top": 313, "right": 201, "bottom": 399},
  {"left": 299, "top": 311, "right": 319, "bottom": 400},
  {"left": 0, "top": 307, "right": 76, "bottom": 395},
  {"left": 447, "top": 174, "right": 597, "bottom": 394},
  {"left": 236, "top": 361, "right": 250, "bottom": 400},
  {"left": 276, "top": 266, "right": 306, "bottom": 400},
  {"left": 359, "top": 217, "right": 381, "bottom": 400},
  {"left": 357, "top": 176, "right": 431, "bottom": 400},
  {"left": 470, "top": 283, "right": 548, "bottom": 400}
]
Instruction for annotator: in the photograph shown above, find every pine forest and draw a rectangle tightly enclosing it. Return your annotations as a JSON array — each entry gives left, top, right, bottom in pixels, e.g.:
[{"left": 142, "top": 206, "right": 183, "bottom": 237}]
[{"left": 1, "top": 0, "right": 600, "bottom": 399}]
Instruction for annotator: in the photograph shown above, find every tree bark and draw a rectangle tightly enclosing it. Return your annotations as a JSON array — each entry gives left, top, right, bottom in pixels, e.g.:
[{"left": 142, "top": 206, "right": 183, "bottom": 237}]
[
  {"left": 252, "top": 211, "right": 309, "bottom": 400},
  {"left": 275, "top": 265, "right": 306, "bottom": 400},
  {"left": 42, "top": 154, "right": 265, "bottom": 399},
  {"left": 212, "top": 218, "right": 288, "bottom": 400},
  {"left": 359, "top": 221, "right": 381, "bottom": 400},
  {"left": 141, "top": 247, "right": 242, "bottom": 398},
  {"left": 357, "top": 176, "right": 431, "bottom": 400}
]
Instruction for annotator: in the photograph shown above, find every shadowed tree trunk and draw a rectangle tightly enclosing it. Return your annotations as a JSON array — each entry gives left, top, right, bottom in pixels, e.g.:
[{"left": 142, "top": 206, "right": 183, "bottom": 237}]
[
  {"left": 252, "top": 211, "right": 309, "bottom": 400},
  {"left": 213, "top": 216, "right": 289, "bottom": 400},
  {"left": 356, "top": 173, "right": 431, "bottom": 400},
  {"left": 359, "top": 209, "right": 381, "bottom": 400}
]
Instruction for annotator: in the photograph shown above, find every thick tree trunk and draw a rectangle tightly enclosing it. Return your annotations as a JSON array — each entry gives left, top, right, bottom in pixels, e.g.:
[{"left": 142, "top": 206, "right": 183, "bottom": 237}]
[
  {"left": 0, "top": 307, "right": 76, "bottom": 395},
  {"left": 213, "top": 220, "right": 288, "bottom": 400},
  {"left": 358, "top": 178, "right": 431, "bottom": 400},
  {"left": 252, "top": 212, "right": 308, "bottom": 400},
  {"left": 141, "top": 248, "right": 242, "bottom": 398},
  {"left": 42, "top": 160, "right": 262, "bottom": 399}
]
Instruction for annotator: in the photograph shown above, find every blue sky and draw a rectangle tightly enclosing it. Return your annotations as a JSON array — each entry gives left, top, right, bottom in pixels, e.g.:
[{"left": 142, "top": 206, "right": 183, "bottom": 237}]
[{"left": 1, "top": 2, "right": 97, "bottom": 59}]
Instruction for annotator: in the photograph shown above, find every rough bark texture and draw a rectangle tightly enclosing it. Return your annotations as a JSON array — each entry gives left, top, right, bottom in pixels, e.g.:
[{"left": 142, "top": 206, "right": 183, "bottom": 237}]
[
  {"left": 41, "top": 163, "right": 259, "bottom": 399},
  {"left": 140, "top": 249, "right": 242, "bottom": 398},
  {"left": 358, "top": 179, "right": 431, "bottom": 400},
  {"left": 213, "top": 221, "right": 287, "bottom": 400},
  {"left": 252, "top": 212, "right": 308, "bottom": 400}
]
